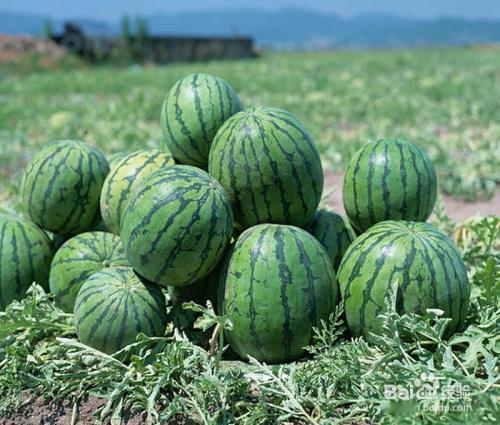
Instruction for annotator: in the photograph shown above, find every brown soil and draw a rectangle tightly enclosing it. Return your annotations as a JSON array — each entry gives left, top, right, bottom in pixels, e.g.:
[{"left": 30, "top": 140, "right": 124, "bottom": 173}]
[
  {"left": 324, "top": 172, "right": 500, "bottom": 221},
  {"left": 0, "top": 35, "right": 66, "bottom": 64},
  {"left": 0, "top": 391, "right": 199, "bottom": 424}
]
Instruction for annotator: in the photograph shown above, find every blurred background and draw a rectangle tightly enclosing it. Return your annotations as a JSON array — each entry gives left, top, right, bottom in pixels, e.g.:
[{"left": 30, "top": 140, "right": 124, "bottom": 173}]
[{"left": 0, "top": 0, "right": 499, "bottom": 219}]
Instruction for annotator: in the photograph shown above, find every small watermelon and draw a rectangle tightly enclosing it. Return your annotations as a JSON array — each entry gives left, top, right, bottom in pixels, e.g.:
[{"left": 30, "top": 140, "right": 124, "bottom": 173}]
[
  {"left": 337, "top": 220, "right": 469, "bottom": 339},
  {"left": 74, "top": 267, "right": 168, "bottom": 354},
  {"left": 305, "top": 209, "right": 356, "bottom": 271},
  {"left": 161, "top": 73, "right": 243, "bottom": 167},
  {"left": 21, "top": 140, "right": 109, "bottom": 236},
  {"left": 49, "top": 231, "right": 128, "bottom": 313},
  {"left": 343, "top": 138, "right": 437, "bottom": 233},
  {"left": 209, "top": 107, "right": 324, "bottom": 229},
  {"left": 100, "top": 150, "right": 175, "bottom": 234},
  {"left": 121, "top": 165, "right": 234, "bottom": 287},
  {"left": 220, "top": 224, "right": 337, "bottom": 363},
  {"left": 0, "top": 214, "right": 54, "bottom": 310}
]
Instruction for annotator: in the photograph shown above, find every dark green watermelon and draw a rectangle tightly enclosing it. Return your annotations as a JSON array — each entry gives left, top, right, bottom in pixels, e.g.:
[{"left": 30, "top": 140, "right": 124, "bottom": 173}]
[
  {"left": 21, "top": 140, "right": 109, "bottom": 236},
  {"left": 305, "top": 209, "right": 356, "bottom": 271},
  {"left": 161, "top": 73, "right": 242, "bottom": 167},
  {"left": 0, "top": 214, "right": 54, "bottom": 310},
  {"left": 343, "top": 138, "right": 437, "bottom": 233},
  {"left": 220, "top": 224, "right": 337, "bottom": 363},
  {"left": 121, "top": 165, "right": 234, "bottom": 287},
  {"left": 100, "top": 149, "right": 175, "bottom": 234},
  {"left": 337, "top": 220, "right": 469, "bottom": 339},
  {"left": 49, "top": 231, "right": 128, "bottom": 313},
  {"left": 208, "top": 107, "right": 324, "bottom": 229},
  {"left": 74, "top": 267, "right": 168, "bottom": 354}
]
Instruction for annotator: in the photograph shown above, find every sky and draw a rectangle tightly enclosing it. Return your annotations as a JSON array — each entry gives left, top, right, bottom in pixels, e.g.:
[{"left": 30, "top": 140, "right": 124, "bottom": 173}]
[{"left": 0, "top": 0, "right": 498, "bottom": 21}]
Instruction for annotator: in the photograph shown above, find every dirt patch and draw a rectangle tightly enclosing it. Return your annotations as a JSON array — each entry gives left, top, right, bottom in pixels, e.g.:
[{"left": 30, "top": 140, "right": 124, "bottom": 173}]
[
  {"left": 0, "top": 392, "right": 197, "bottom": 425},
  {"left": 0, "top": 35, "right": 66, "bottom": 64},
  {"left": 324, "top": 172, "right": 500, "bottom": 221}
]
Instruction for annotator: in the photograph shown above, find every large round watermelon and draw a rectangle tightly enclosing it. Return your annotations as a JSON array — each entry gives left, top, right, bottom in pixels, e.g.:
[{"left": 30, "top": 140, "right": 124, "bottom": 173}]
[
  {"left": 337, "top": 220, "right": 469, "bottom": 339},
  {"left": 209, "top": 107, "right": 324, "bottom": 229},
  {"left": 21, "top": 140, "right": 109, "bottom": 236},
  {"left": 305, "top": 209, "right": 356, "bottom": 271},
  {"left": 161, "top": 73, "right": 242, "bottom": 167},
  {"left": 74, "top": 267, "right": 168, "bottom": 354},
  {"left": 121, "top": 165, "right": 234, "bottom": 287},
  {"left": 100, "top": 150, "right": 175, "bottom": 234},
  {"left": 220, "top": 224, "right": 337, "bottom": 363},
  {"left": 343, "top": 138, "right": 437, "bottom": 233},
  {"left": 49, "top": 231, "right": 128, "bottom": 313},
  {"left": 0, "top": 214, "right": 54, "bottom": 310}
]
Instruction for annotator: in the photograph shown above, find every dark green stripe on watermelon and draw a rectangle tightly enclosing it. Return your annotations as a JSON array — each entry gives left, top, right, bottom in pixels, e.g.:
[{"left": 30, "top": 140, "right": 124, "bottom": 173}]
[
  {"left": 208, "top": 107, "right": 324, "bottom": 229},
  {"left": 220, "top": 224, "right": 337, "bottom": 363},
  {"left": 74, "top": 267, "right": 168, "bottom": 354},
  {"left": 161, "top": 73, "right": 242, "bottom": 167},
  {"left": 121, "top": 165, "right": 234, "bottom": 287},
  {"left": 343, "top": 138, "right": 437, "bottom": 233},
  {"left": 305, "top": 209, "right": 356, "bottom": 271},
  {"left": 49, "top": 231, "right": 129, "bottom": 313},
  {"left": 0, "top": 214, "right": 54, "bottom": 310},
  {"left": 337, "top": 220, "right": 469, "bottom": 339},
  {"left": 100, "top": 149, "right": 175, "bottom": 234},
  {"left": 21, "top": 140, "right": 109, "bottom": 236}
]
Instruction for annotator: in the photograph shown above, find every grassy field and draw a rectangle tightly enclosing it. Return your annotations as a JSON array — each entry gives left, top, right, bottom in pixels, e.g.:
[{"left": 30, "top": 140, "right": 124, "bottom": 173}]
[
  {"left": 1, "top": 48, "right": 499, "bottom": 205},
  {"left": 0, "top": 49, "right": 499, "bottom": 424}
]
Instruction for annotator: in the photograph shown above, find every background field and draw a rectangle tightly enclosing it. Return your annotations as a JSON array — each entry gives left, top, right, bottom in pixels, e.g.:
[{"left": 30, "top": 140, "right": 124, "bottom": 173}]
[{"left": 1, "top": 47, "right": 499, "bottom": 210}]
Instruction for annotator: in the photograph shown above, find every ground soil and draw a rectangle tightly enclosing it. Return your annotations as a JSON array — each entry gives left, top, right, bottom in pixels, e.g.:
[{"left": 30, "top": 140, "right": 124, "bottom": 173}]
[
  {"left": 0, "top": 35, "right": 66, "bottom": 64},
  {"left": 0, "top": 392, "right": 193, "bottom": 425},
  {"left": 324, "top": 172, "right": 500, "bottom": 221}
]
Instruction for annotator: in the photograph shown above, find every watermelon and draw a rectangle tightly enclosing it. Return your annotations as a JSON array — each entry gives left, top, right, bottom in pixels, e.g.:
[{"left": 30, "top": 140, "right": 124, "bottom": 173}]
[
  {"left": 305, "top": 209, "right": 356, "bottom": 271},
  {"left": 208, "top": 107, "right": 324, "bottom": 229},
  {"left": 121, "top": 165, "right": 234, "bottom": 287},
  {"left": 0, "top": 214, "right": 54, "bottom": 310},
  {"left": 220, "top": 224, "right": 337, "bottom": 363},
  {"left": 49, "top": 231, "right": 129, "bottom": 313},
  {"left": 343, "top": 138, "right": 437, "bottom": 233},
  {"left": 337, "top": 220, "right": 469, "bottom": 339},
  {"left": 74, "top": 267, "right": 167, "bottom": 354},
  {"left": 161, "top": 73, "right": 242, "bottom": 167},
  {"left": 100, "top": 150, "right": 175, "bottom": 234},
  {"left": 21, "top": 140, "right": 109, "bottom": 236}
]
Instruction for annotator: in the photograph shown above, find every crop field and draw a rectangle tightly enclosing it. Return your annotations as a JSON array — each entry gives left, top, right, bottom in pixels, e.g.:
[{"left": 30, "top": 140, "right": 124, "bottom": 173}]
[{"left": 0, "top": 48, "right": 499, "bottom": 424}]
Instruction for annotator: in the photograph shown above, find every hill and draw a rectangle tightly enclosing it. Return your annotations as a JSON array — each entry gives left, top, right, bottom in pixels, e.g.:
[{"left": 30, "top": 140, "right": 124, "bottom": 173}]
[{"left": 1, "top": 8, "right": 500, "bottom": 48}]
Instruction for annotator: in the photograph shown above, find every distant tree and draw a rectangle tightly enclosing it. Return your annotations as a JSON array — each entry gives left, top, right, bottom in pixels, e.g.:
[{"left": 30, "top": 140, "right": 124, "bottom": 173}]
[
  {"left": 135, "top": 17, "right": 149, "bottom": 44},
  {"left": 42, "top": 19, "right": 53, "bottom": 39},
  {"left": 121, "top": 15, "right": 131, "bottom": 41}
]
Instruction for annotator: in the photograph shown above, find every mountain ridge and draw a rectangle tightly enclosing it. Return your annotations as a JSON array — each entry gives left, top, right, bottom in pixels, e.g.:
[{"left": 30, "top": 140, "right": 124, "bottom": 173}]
[{"left": 1, "top": 8, "right": 500, "bottom": 48}]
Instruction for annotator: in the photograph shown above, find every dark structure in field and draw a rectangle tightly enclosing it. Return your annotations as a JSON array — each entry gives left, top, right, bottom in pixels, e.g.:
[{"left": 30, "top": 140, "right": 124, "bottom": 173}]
[{"left": 51, "top": 23, "right": 257, "bottom": 63}]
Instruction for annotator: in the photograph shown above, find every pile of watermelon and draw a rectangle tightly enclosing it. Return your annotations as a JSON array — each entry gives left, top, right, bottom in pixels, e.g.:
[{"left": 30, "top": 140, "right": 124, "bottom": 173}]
[{"left": 0, "top": 73, "right": 469, "bottom": 362}]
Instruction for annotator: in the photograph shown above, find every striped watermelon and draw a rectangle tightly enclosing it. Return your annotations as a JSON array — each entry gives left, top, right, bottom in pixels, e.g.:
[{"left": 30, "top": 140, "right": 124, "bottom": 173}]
[
  {"left": 220, "top": 224, "right": 337, "bottom": 363},
  {"left": 337, "top": 220, "right": 469, "bottom": 339},
  {"left": 305, "top": 209, "right": 356, "bottom": 271},
  {"left": 100, "top": 150, "right": 175, "bottom": 234},
  {"left": 161, "top": 73, "right": 242, "bottom": 167},
  {"left": 208, "top": 107, "right": 324, "bottom": 229},
  {"left": 0, "top": 214, "right": 54, "bottom": 310},
  {"left": 49, "top": 231, "right": 128, "bottom": 313},
  {"left": 21, "top": 140, "right": 109, "bottom": 236},
  {"left": 74, "top": 267, "right": 168, "bottom": 354},
  {"left": 121, "top": 165, "right": 234, "bottom": 287},
  {"left": 343, "top": 138, "right": 437, "bottom": 233}
]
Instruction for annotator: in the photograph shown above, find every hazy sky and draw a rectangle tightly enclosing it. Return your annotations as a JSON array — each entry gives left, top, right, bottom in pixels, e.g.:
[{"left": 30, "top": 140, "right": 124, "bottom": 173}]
[{"left": 0, "top": 0, "right": 498, "bottom": 21}]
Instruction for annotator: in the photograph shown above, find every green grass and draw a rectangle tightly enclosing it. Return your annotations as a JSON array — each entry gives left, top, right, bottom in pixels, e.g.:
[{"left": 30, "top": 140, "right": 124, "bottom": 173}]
[{"left": 1, "top": 48, "right": 499, "bottom": 204}]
